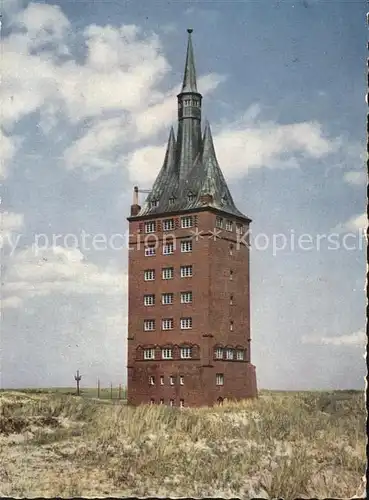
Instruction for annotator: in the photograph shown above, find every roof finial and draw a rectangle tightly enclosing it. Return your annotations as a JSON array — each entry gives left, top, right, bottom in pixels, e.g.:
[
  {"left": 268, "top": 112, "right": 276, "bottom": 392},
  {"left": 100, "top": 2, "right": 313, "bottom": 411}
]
[{"left": 181, "top": 29, "right": 197, "bottom": 92}]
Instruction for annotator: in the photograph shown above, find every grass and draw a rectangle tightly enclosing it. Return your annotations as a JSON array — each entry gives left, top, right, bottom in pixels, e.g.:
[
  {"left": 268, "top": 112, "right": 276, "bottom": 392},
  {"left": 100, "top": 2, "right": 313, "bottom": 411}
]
[
  {"left": 3, "top": 386, "right": 126, "bottom": 400},
  {"left": 0, "top": 389, "right": 365, "bottom": 498}
]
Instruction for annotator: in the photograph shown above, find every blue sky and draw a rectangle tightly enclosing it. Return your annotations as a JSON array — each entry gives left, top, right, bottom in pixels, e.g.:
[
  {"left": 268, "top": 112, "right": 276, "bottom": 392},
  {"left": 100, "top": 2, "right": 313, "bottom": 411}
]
[{"left": 1, "top": 0, "right": 366, "bottom": 390}]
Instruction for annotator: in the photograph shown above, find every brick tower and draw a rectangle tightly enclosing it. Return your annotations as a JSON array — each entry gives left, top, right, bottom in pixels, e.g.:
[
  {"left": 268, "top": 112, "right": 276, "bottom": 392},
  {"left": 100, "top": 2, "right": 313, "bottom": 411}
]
[{"left": 127, "top": 30, "right": 257, "bottom": 407}]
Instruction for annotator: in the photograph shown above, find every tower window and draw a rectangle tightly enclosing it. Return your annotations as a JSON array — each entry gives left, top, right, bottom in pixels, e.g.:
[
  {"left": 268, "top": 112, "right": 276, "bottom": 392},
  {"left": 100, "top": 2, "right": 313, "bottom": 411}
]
[
  {"left": 145, "top": 244, "right": 156, "bottom": 257},
  {"left": 169, "top": 376, "right": 175, "bottom": 385},
  {"left": 225, "top": 220, "right": 233, "bottom": 231},
  {"left": 180, "top": 376, "right": 184, "bottom": 385},
  {"left": 144, "top": 269, "right": 155, "bottom": 281},
  {"left": 162, "top": 293, "right": 174, "bottom": 305},
  {"left": 181, "top": 240, "right": 192, "bottom": 253},
  {"left": 236, "top": 350, "right": 245, "bottom": 361},
  {"left": 162, "top": 318, "right": 174, "bottom": 330},
  {"left": 162, "top": 267, "right": 174, "bottom": 279},
  {"left": 145, "top": 221, "right": 156, "bottom": 233},
  {"left": 144, "top": 348, "right": 155, "bottom": 360},
  {"left": 160, "top": 376, "right": 164, "bottom": 385},
  {"left": 180, "top": 347, "right": 192, "bottom": 359},
  {"left": 144, "top": 320, "right": 155, "bottom": 331},
  {"left": 180, "top": 317, "right": 192, "bottom": 330},
  {"left": 230, "top": 270, "right": 233, "bottom": 280},
  {"left": 181, "top": 216, "right": 193, "bottom": 228},
  {"left": 180, "top": 265, "right": 193, "bottom": 277},
  {"left": 236, "top": 223, "right": 244, "bottom": 234},
  {"left": 144, "top": 294, "right": 155, "bottom": 306},
  {"left": 226, "top": 349, "right": 234, "bottom": 360},
  {"left": 216, "top": 373, "right": 224, "bottom": 386},
  {"left": 180, "top": 291, "right": 192, "bottom": 303},
  {"left": 162, "top": 348, "right": 173, "bottom": 359},
  {"left": 230, "top": 321, "right": 234, "bottom": 331},
  {"left": 150, "top": 399, "right": 155, "bottom": 404},
  {"left": 215, "top": 216, "right": 223, "bottom": 228},
  {"left": 180, "top": 399, "right": 184, "bottom": 408},
  {"left": 149, "top": 376, "right": 155, "bottom": 386},
  {"left": 229, "top": 244, "right": 234, "bottom": 256},
  {"left": 215, "top": 347, "right": 223, "bottom": 359},
  {"left": 230, "top": 295, "right": 234, "bottom": 305},
  {"left": 160, "top": 398, "right": 164, "bottom": 404},
  {"left": 169, "top": 399, "right": 174, "bottom": 406},
  {"left": 163, "top": 242, "right": 174, "bottom": 255},
  {"left": 163, "top": 218, "right": 174, "bottom": 231}
]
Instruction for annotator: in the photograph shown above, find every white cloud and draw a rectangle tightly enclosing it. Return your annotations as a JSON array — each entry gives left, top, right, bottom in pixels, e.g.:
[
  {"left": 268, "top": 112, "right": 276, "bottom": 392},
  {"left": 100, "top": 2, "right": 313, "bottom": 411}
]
[
  {"left": 214, "top": 118, "right": 339, "bottom": 179},
  {"left": 0, "top": 130, "right": 21, "bottom": 178},
  {"left": 0, "top": 211, "right": 24, "bottom": 244},
  {"left": 1, "top": 296, "right": 23, "bottom": 309},
  {"left": 302, "top": 329, "right": 366, "bottom": 347},
  {"left": 343, "top": 170, "right": 366, "bottom": 186},
  {"left": 124, "top": 144, "right": 167, "bottom": 185},
  {"left": 343, "top": 212, "right": 367, "bottom": 232},
  {"left": 3, "top": 245, "right": 127, "bottom": 305}
]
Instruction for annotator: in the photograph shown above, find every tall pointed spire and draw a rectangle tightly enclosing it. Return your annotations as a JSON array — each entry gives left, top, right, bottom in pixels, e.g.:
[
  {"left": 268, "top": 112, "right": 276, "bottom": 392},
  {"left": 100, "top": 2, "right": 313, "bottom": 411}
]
[
  {"left": 162, "top": 126, "right": 176, "bottom": 169},
  {"left": 202, "top": 120, "right": 217, "bottom": 162},
  {"left": 182, "top": 29, "right": 198, "bottom": 93}
]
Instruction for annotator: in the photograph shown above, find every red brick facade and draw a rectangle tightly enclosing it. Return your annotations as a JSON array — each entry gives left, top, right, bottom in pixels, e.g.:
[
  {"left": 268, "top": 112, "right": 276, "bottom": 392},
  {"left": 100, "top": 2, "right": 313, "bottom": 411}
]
[{"left": 127, "top": 208, "right": 258, "bottom": 407}]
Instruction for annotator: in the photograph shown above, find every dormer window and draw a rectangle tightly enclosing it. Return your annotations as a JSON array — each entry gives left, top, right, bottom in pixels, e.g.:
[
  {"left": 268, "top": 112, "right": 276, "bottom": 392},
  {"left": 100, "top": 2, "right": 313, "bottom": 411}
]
[
  {"left": 150, "top": 199, "right": 158, "bottom": 208},
  {"left": 221, "top": 195, "right": 228, "bottom": 205},
  {"left": 188, "top": 192, "right": 195, "bottom": 202},
  {"left": 169, "top": 197, "right": 175, "bottom": 206}
]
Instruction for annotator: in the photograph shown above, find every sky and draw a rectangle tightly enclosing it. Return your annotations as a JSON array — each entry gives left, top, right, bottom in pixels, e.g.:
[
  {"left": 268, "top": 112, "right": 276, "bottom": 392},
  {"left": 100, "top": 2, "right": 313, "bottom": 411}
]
[{"left": 0, "top": 0, "right": 366, "bottom": 390}]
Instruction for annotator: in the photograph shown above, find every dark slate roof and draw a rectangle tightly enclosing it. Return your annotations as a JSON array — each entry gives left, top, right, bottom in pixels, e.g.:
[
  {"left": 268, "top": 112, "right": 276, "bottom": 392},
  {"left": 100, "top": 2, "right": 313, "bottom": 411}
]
[{"left": 135, "top": 31, "right": 249, "bottom": 222}]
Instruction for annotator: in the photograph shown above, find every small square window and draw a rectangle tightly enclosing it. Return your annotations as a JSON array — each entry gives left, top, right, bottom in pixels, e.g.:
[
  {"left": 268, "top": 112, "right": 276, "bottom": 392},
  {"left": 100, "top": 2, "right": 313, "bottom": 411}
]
[
  {"left": 236, "top": 350, "right": 244, "bottom": 361},
  {"left": 159, "top": 398, "right": 164, "bottom": 404},
  {"left": 225, "top": 220, "right": 233, "bottom": 231},
  {"left": 150, "top": 398, "right": 155, "bottom": 404},
  {"left": 230, "top": 321, "right": 234, "bottom": 331},
  {"left": 169, "top": 399, "right": 174, "bottom": 406},
  {"left": 180, "top": 291, "right": 192, "bottom": 304},
  {"left": 145, "top": 244, "right": 156, "bottom": 256},
  {"left": 144, "top": 320, "right": 155, "bottom": 331},
  {"left": 236, "top": 223, "right": 244, "bottom": 234},
  {"left": 215, "top": 217, "right": 223, "bottom": 228},
  {"left": 163, "top": 219, "right": 174, "bottom": 231},
  {"left": 162, "top": 348, "right": 173, "bottom": 359},
  {"left": 144, "top": 269, "right": 155, "bottom": 281},
  {"left": 180, "top": 347, "right": 192, "bottom": 359},
  {"left": 162, "top": 267, "right": 174, "bottom": 280},
  {"left": 149, "top": 376, "right": 155, "bottom": 385},
  {"left": 215, "top": 348, "right": 223, "bottom": 359},
  {"left": 162, "top": 293, "right": 174, "bottom": 305},
  {"left": 162, "top": 318, "right": 174, "bottom": 330},
  {"left": 180, "top": 317, "right": 192, "bottom": 330},
  {"left": 169, "top": 376, "right": 175, "bottom": 385},
  {"left": 181, "top": 216, "right": 193, "bottom": 228},
  {"left": 226, "top": 349, "right": 234, "bottom": 360},
  {"left": 181, "top": 240, "right": 192, "bottom": 253},
  {"left": 160, "top": 376, "right": 164, "bottom": 385},
  {"left": 216, "top": 373, "right": 224, "bottom": 386},
  {"left": 180, "top": 265, "right": 193, "bottom": 278},
  {"left": 144, "top": 348, "right": 155, "bottom": 360},
  {"left": 163, "top": 242, "right": 174, "bottom": 255},
  {"left": 180, "top": 399, "right": 184, "bottom": 408},
  {"left": 180, "top": 376, "right": 184, "bottom": 385},
  {"left": 145, "top": 221, "right": 156, "bottom": 233},
  {"left": 144, "top": 294, "right": 155, "bottom": 306}
]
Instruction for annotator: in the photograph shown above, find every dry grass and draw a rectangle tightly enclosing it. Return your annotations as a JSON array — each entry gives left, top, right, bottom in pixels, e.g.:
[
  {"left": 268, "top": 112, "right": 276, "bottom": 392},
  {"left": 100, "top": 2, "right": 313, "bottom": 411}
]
[{"left": 0, "top": 389, "right": 365, "bottom": 498}]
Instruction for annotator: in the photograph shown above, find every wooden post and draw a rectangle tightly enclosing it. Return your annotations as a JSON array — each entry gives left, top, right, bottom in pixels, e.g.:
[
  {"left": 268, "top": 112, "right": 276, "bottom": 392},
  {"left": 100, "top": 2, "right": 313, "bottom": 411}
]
[
  {"left": 118, "top": 384, "right": 121, "bottom": 400},
  {"left": 97, "top": 378, "right": 100, "bottom": 399},
  {"left": 74, "top": 370, "right": 82, "bottom": 396},
  {"left": 110, "top": 382, "right": 113, "bottom": 400}
]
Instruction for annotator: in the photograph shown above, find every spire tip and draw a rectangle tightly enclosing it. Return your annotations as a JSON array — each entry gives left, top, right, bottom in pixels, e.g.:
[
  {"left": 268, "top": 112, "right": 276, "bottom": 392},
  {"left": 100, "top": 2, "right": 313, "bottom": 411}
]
[{"left": 187, "top": 28, "right": 193, "bottom": 34}]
